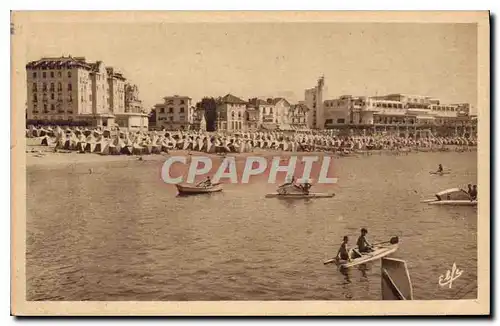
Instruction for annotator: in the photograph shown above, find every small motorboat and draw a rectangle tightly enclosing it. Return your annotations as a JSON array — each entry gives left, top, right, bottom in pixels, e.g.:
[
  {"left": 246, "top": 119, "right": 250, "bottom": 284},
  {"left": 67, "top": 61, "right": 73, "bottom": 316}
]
[
  {"left": 422, "top": 188, "right": 477, "bottom": 206},
  {"left": 429, "top": 171, "right": 451, "bottom": 175},
  {"left": 265, "top": 192, "right": 335, "bottom": 199},
  {"left": 266, "top": 181, "right": 334, "bottom": 199},
  {"left": 323, "top": 237, "right": 399, "bottom": 268},
  {"left": 176, "top": 183, "right": 222, "bottom": 195}
]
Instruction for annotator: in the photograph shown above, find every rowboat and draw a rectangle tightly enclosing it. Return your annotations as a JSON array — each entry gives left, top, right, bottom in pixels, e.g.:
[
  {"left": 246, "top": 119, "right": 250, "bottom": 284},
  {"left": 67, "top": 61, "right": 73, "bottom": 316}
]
[
  {"left": 422, "top": 188, "right": 477, "bottom": 206},
  {"left": 265, "top": 192, "right": 335, "bottom": 199},
  {"left": 429, "top": 171, "right": 450, "bottom": 175},
  {"left": 323, "top": 237, "right": 399, "bottom": 268},
  {"left": 381, "top": 257, "right": 414, "bottom": 300},
  {"left": 176, "top": 183, "right": 222, "bottom": 195},
  {"left": 427, "top": 200, "right": 477, "bottom": 206}
]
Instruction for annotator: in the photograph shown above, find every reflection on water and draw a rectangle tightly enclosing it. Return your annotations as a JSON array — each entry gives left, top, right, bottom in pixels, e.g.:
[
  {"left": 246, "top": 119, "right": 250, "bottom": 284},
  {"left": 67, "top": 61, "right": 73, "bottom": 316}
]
[{"left": 26, "top": 152, "right": 478, "bottom": 301}]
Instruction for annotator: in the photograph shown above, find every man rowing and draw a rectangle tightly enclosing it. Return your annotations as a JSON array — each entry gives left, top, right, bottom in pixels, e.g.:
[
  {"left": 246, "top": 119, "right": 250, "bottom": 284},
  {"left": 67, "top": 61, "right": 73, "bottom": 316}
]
[
  {"left": 437, "top": 164, "right": 444, "bottom": 173},
  {"left": 357, "top": 228, "right": 373, "bottom": 253}
]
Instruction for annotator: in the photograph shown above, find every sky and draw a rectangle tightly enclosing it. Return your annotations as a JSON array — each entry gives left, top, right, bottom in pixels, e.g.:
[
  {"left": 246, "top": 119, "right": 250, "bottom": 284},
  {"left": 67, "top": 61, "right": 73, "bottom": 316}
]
[{"left": 22, "top": 21, "right": 478, "bottom": 111}]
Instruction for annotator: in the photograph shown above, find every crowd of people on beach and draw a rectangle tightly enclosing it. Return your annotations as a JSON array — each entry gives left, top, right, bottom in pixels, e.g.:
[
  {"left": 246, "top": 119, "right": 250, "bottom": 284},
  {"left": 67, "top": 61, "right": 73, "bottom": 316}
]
[{"left": 26, "top": 125, "right": 477, "bottom": 157}]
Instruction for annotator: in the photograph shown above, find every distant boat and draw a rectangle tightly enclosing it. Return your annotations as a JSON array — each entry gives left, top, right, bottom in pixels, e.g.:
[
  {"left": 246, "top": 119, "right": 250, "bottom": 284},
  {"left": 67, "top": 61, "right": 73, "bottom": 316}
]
[
  {"left": 422, "top": 188, "right": 477, "bottom": 206},
  {"left": 429, "top": 171, "right": 451, "bottom": 175},
  {"left": 265, "top": 192, "right": 334, "bottom": 199},
  {"left": 176, "top": 183, "right": 222, "bottom": 195}
]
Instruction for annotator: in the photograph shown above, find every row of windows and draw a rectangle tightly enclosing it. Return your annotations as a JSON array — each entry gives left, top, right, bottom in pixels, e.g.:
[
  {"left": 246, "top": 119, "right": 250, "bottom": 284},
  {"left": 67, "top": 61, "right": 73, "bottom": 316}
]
[
  {"left": 32, "top": 103, "right": 73, "bottom": 112},
  {"left": 158, "top": 116, "right": 185, "bottom": 121},
  {"left": 33, "top": 94, "right": 73, "bottom": 102},
  {"left": 431, "top": 106, "right": 457, "bottom": 112},
  {"left": 32, "top": 115, "right": 73, "bottom": 121},
  {"left": 371, "top": 102, "right": 404, "bottom": 109},
  {"left": 32, "top": 82, "right": 72, "bottom": 92},
  {"left": 32, "top": 71, "right": 72, "bottom": 79},
  {"left": 165, "top": 99, "right": 186, "bottom": 105},
  {"left": 159, "top": 107, "right": 187, "bottom": 114}
]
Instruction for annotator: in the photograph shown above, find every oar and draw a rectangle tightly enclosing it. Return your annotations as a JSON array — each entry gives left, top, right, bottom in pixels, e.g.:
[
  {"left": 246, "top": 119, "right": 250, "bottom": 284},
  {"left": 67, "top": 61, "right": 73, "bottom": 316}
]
[{"left": 370, "top": 236, "right": 399, "bottom": 246}]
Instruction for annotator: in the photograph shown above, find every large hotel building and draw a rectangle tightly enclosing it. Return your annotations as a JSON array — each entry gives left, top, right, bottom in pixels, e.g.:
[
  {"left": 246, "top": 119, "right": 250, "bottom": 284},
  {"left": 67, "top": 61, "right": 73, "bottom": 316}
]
[
  {"left": 304, "top": 77, "right": 477, "bottom": 136},
  {"left": 26, "top": 56, "right": 149, "bottom": 130}
]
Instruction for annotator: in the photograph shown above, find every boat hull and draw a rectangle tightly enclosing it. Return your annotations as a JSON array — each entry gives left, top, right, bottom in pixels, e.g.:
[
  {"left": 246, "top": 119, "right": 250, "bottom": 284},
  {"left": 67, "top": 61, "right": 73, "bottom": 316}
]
[
  {"left": 265, "top": 192, "right": 335, "bottom": 199},
  {"left": 381, "top": 257, "right": 414, "bottom": 300},
  {"left": 427, "top": 200, "right": 477, "bottom": 206},
  {"left": 327, "top": 244, "right": 399, "bottom": 268},
  {"left": 176, "top": 183, "right": 222, "bottom": 195}
]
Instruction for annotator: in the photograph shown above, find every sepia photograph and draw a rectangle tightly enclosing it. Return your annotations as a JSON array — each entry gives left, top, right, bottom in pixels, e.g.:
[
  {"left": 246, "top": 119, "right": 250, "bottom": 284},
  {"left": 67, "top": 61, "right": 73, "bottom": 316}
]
[{"left": 11, "top": 11, "right": 490, "bottom": 316}]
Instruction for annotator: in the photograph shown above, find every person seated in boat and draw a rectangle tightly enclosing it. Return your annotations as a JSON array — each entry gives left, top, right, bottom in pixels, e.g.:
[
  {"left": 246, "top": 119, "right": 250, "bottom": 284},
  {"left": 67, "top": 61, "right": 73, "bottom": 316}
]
[
  {"left": 437, "top": 164, "right": 443, "bottom": 173},
  {"left": 357, "top": 228, "right": 373, "bottom": 253},
  {"left": 470, "top": 185, "right": 477, "bottom": 201},
  {"left": 197, "top": 176, "right": 212, "bottom": 187},
  {"left": 279, "top": 175, "right": 295, "bottom": 188},
  {"left": 467, "top": 184, "right": 473, "bottom": 198},
  {"left": 301, "top": 181, "right": 312, "bottom": 195},
  {"left": 336, "top": 236, "right": 351, "bottom": 262}
]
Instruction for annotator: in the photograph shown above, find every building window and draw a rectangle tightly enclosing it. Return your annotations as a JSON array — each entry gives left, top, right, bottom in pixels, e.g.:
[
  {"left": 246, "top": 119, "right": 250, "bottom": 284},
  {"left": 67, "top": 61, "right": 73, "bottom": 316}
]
[
  {"left": 168, "top": 107, "right": 173, "bottom": 113},
  {"left": 32, "top": 83, "right": 37, "bottom": 91},
  {"left": 58, "top": 82, "right": 62, "bottom": 91},
  {"left": 180, "top": 100, "right": 185, "bottom": 105},
  {"left": 160, "top": 108, "right": 165, "bottom": 114},
  {"left": 42, "top": 83, "right": 47, "bottom": 91},
  {"left": 32, "top": 72, "right": 37, "bottom": 78},
  {"left": 51, "top": 93, "right": 54, "bottom": 100},
  {"left": 42, "top": 72, "right": 46, "bottom": 78},
  {"left": 58, "top": 72, "right": 62, "bottom": 77},
  {"left": 43, "top": 104, "right": 48, "bottom": 113},
  {"left": 68, "top": 71, "right": 72, "bottom": 78},
  {"left": 262, "top": 107, "right": 266, "bottom": 114},
  {"left": 337, "top": 118, "right": 345, "bottom": 124},
  {"left": 68, "top": 83, "right": 72, "bottom": 91},
  {"left": 180, "top": 107, "right": 184, "bottom": 113},
  {"left": 50, "top": 83, "right": 55, "bottom": 91},
  {"left": 51, "top": 104, "right": 55, "bottom": 111},
  {"left": 33, "top": 94, "right": 37, "bottom": 102},
  {"left": 169, "top": 116, "right": 173, "bottom": 121},
  {"left": 50, "top": 71, "right": 54, "bottom": 78}
]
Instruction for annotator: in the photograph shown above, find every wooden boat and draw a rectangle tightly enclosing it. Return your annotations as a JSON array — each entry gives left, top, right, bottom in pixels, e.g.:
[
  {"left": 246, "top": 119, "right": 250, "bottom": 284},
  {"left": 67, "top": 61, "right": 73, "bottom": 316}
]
[
  {"left": 422, "top": 188, "right": 477, "bottom": 206},
  {"left": 176, "top": 183, "right": 222, "bottom": 195},
  {"left": 381, "top": 257, "right": 414, "bottom": 300},
  {"left": 265, "top": 192, "right": 334, "bottom": 199},
  {"left": 323, "top": 237, "right": 399, "bottom": 268},
  {"left": 429, "top": 171, "right": 451, "bottom": 175}
]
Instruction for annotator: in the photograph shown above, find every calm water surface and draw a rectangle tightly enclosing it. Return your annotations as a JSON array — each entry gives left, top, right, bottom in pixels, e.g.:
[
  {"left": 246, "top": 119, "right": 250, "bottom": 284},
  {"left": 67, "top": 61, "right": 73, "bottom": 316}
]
[{"left": 27, "top": 151, "right": 477, "bottom": 300}]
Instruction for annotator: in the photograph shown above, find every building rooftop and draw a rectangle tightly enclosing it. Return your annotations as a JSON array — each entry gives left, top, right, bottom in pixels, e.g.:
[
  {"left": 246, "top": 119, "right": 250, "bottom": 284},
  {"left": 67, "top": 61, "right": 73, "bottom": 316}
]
[
  {"left": 26, "top": 55, "right": 126, "bottom": 80},
  {"left": 163, "top": 95, "right": 192, "bottom": 100},
  {"left": 26, "top": 55, "right": 92, "bottom": 70},
  {"left": 220, "top": 94, "right": 247, "bottom": 105}
]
